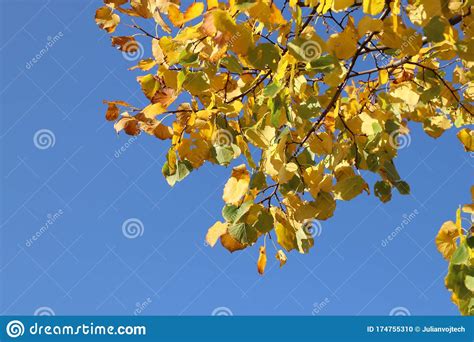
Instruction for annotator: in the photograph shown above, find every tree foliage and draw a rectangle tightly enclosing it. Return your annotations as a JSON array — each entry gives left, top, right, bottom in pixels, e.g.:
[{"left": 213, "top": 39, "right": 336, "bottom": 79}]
[
  {"left": 96, "top": 0, "right": 474, "bottom": 313},
  {"left": 436, "top": 188, "right": 474, "bottom": 315}
]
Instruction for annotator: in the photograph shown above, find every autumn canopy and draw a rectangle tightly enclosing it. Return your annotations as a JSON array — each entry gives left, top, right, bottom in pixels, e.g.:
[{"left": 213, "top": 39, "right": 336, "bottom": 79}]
[{"left": 95, "top": 0, "right": 474, "bottom": 314}]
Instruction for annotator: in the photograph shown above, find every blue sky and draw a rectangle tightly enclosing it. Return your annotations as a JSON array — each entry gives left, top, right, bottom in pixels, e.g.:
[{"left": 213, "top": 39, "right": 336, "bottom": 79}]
[{"left": 0, "top": 0, "right": 473, "bottom": 316}]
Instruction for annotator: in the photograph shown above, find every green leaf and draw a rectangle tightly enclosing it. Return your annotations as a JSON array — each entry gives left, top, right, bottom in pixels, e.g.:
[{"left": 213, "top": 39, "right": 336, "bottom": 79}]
[
  {"left": 395, "top": 181, "right": 410, "bottom": 195},
  {"left": 451, "top": 242, "right": 470, "bottom": 266},
  {"left": 253, "top": 209, "right": 274, "bottom": 233},
  {"left": 221, "top": 56, "right": 243, "bottom": 74},
  {"left": 163, "top": 160, "right": 193, "bottom": 186},
  {"left": 465, "top": 275, "right": 474, "bottom": 292},
  {"left": 374, "top": 180, "right": 392, "bottom": 203},
  {"left": 250, "top": 171, "right": 267, "bottom": 190},
  {"left": 212, "top": 145, "right": 235, "bottom": 166},
  {"left": 248, "top": 43, "right": 280, "bottom": 71},
  {"left": 424, "top": 16, "right": 446, "bottom": 43},
  {"left": 263, "top": 82, "right": 283, "bottom": 98},
  {"left": 313, "top": 192, "right": 336, "bottom": 220},
  {"left": 333, "top": 175, "right": 367, "bottom": 201},
  {"left": 228, "top": 222, "right": 258, "bottom": 245}
]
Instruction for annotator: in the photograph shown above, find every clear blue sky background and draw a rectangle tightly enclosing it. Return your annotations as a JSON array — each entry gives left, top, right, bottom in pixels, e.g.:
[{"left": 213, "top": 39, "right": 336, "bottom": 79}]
[{"left": 0, "top": 0, "right": 473, "bottom": 316}]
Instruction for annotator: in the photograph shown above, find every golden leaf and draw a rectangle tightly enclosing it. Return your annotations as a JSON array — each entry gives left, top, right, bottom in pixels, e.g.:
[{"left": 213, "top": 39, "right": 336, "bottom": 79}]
[
  {"left": 223, "top": 164, "right": 250, "bottom": 205},
  {"left": 435, "top": 221, "right": 460, "bottom": 260},
  {"left": 276, "top": 249, "right": 287, "bottom": 267},
  {"left": 257, "top": 246, "right": 267, "bottom": 275},
  {"left": 206, "top": 221, "right": 228, "bottom": 247}
]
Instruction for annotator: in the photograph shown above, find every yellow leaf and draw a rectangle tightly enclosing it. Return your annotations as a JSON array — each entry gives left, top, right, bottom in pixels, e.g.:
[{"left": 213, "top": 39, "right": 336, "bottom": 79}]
[
  {"left": 223, "top": 164, "right": 250, "bottom": 205},
  {"left": 95, "top": 6, "right": 120, "bottom": 33},
  {"left": 276, "top": 249, "right": 287, "bottom": 267},
  {"left": 271, "top": 207, "right": 298, "bottom": 252},
  {"left": 363, "top": 0, "right": 385, "bottom": 16},
  {"left": 257, "top": 246, "right": 267, "bottom": 275},
  {"left": 327, "top": 18, "right": 358, "bottom": 59},
  {"left": 358, "top": 16, "right": 383, "bottom": 36},
  {"left": 379, "top": 69, "right": 389, "bottom": 85},
  {"left": 168, "top": 3, "right": 204, "bottom": 27},
  {"left": 142, "top": 103, "right": 166, "bottom": 119},
  {"left": 435, "top": 221, "right": 460, "bottom": 260},
  {"left": 129, "top": 58, "right": 158, "bottom": 71},
  {"left": 206, "top": 221, "right": 228, "bottom": 247},
  {"left": 457, "top": 128, "right": 474, "bottom": 152},
  {"left": 332, "top": 0, "right": 354, "bottom": 11},
  {"left": 207, "top": 0, "right": 218, "bottom": 10}
]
